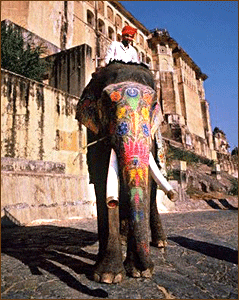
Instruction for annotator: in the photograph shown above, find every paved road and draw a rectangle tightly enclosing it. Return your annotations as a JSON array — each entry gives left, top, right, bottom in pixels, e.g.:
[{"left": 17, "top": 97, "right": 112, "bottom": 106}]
[{"left": 1, "top": 210, "right": 238, "bottom": 299}]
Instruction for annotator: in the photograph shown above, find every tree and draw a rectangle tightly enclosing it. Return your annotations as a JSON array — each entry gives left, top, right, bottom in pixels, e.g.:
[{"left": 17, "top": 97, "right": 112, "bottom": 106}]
[
  {"left": 231, "top": 147, "right": 238, "bottom": 156},
  {"left": 1, "top": 22, "right": 49, "bottom": 82},
  {"left": 213, "top": 127, "right": 225, "bottom": 136}
]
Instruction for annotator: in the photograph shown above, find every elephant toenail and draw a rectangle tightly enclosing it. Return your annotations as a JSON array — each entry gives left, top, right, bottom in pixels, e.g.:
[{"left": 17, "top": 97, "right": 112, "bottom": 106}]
[
  {"left": 132, "top": 270, "right": 141, "bottom": 278},
  {"left": 101, "top": 273, "right": 114, "bottom": 283},
  {"left": 94, "top": 273, "right": 101, "bottom": 282},
  {"left": 141, "top": 268, "right": 153, "bottom": 278},
  {"left": 113, "top": 273, "right": 123, "bottom": 283},
  {"left": 158, "top": 240, "right": 167, "bottom": 248}
]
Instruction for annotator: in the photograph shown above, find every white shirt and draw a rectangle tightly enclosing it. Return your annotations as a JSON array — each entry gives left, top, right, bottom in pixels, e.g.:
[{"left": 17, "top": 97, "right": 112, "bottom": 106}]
[{"left": 105, "top": 41, "right": 139, "bottom": 65}]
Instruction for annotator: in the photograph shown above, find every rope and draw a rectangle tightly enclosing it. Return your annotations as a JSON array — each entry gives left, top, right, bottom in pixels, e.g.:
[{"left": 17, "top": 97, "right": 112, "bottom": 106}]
[{"left": 72, "top": 135, "right": 109, "bottom": 165}]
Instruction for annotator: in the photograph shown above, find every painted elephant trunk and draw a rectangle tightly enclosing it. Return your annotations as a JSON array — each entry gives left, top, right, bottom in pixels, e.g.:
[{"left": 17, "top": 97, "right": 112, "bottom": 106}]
[{"left": 103, "top": 82, "right": 158, "bottom": 273}]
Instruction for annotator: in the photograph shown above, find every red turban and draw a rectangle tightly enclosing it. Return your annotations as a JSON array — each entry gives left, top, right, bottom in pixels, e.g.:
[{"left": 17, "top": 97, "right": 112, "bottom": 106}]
[{"left": 122, "top": 26, "right": 137, "bottom": 36}]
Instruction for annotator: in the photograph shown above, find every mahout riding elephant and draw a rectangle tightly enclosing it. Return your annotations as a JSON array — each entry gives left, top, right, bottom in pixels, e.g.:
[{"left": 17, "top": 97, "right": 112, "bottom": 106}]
[{"left": 76, "top": 61, "right": 176, "bottom": 284}]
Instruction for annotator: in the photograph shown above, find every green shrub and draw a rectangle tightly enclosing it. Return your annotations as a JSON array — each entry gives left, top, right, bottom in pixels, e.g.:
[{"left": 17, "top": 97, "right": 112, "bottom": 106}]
[
  {"left": 1, "top": 22, "right": 49, "bottom": 82},
  {"left": 229, "top": 178, "right": 238, "bottom": 195},
  {"left": 166, "top": 144, "right": 214, "bottom": 167}
]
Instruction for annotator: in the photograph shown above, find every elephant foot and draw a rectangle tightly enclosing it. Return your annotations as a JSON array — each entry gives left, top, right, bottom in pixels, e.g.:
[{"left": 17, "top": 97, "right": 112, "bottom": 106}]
[
  {"left": 94, "top": 234, "right": 125, "bottom": 284},
  {"left": 94, "top": 254, "right": 125, "bottom": 284},
  {"left": 94, "top": 270, "right": 125, "bottom": 284},
  {"left": 124, "top": 247, "right": 154, "bottom": 279},
  {"left": 151, "top": 239, "right": 167, "bottom": 248},
  {"left": 124, "top": 256, "right": 154, "bottom": 278}
]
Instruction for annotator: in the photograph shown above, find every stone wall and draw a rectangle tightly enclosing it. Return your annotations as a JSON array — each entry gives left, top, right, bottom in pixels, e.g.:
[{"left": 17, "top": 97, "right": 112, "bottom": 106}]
[
  {"left": 46, "top": 44, "right": 94, "bottom": 98},
  {"left": 1, "top": 68, "right": 87, "bottom": 175},
  {"left": 1, "top": 158, "right": 96, "bottom": 225},
  {"left": 1, "top": 69, "right": 97, "bottom": 224}
]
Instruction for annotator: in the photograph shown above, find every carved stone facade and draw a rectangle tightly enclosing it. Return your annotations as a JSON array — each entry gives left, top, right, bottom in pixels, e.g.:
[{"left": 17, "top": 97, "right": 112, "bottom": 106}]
[
  {"left": 1, "top": 1, "right": 237, "bottom": 174},
  {"left": 213, "top": 128, "right": 237, "bottom": 176},
  {"left": 147, "top": 29, "right": 215, "bottom": 160}
]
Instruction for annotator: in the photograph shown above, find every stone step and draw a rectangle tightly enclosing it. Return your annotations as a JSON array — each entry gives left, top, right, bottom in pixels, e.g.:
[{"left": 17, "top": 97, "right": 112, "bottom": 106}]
[{"left": 1, "top": 157, "right": 65, "bottom": 174}]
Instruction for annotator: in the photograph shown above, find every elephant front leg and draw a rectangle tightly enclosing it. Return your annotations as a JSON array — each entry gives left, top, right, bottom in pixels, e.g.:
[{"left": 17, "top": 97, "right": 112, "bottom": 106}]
[
  {"left": 94, "top": 199, "right": 125, "bottom": 283},
  {"left": 150, "top": 178, "right": 167, "bottom": 248},
  {"left": 94, "top": 149, "right": 125, "bottom": 284}
]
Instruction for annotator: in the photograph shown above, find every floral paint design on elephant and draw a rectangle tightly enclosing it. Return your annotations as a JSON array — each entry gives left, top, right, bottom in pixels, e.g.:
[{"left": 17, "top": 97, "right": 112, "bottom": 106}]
[
  {"left": 108, "top": 83, "right": 156, "bottom": 234},
  {"left": 103, "top": 81, "right": 164, "bottom": 263}
]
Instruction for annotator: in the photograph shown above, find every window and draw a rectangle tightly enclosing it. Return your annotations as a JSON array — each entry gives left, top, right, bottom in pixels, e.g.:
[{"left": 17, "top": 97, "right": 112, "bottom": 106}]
[
  {"left": 98, "top": 1, "right": 104, "bottom": 15},
  {"left": 140, "top": 52, "right": 145, "bottom": 63},
  {"left": 115, "top": 14, "right": 122, "bottom": 28},
  {"left": 87, "top": 10, "right": 94, "bottom": 26},
  {"left": 146, "top": 57, "right": 152, "bottom": 67},
  {"left": 98, "top": 19, "right": 105, "bottom": 34},
  {"left": 139, "top": 34, "right": 144, "bottom": 47},
  {"left": 161, "top": 59, "right": 168, "bottom": 71},
  {"left": 108, "top": 27, "right": 114, "bottom": 40},
  {"left": 107, "top": 6, "right": 114, "bottom": 22},
  {"left": 117, "top": 34, "right": 121, "bottom": 41}
]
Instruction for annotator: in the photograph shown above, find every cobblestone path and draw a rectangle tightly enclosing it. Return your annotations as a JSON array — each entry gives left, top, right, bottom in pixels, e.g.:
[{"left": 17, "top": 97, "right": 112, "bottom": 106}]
[{"left": 1, "top": 210, "right": 238, "bottom": 299}]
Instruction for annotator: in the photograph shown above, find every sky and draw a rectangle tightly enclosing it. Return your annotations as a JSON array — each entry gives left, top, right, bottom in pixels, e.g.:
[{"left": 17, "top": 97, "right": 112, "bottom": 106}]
[{"left": 120, "top": 1, "right": 238, "bottom": 150}]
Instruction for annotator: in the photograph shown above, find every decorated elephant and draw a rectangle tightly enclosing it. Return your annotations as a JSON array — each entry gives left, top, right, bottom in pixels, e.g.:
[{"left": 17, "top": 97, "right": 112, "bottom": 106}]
[{"left": 76, "top": 61, "right": 176, "bottom": 284}]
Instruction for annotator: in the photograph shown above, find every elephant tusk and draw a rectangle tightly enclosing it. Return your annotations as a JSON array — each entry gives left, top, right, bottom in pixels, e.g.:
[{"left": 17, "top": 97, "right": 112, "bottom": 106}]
[
  {"left": 149, "top": 152, "right": 174, "bottom": 194},
  {"left": 106, "top": 149, "right": 119, "bottom": 207}
]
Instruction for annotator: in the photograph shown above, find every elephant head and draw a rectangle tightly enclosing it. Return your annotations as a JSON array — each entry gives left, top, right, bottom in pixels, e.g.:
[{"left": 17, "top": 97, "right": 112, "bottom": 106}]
[
  {"left": 101, "top": 81, "right": 161, "bottom": 199},
  {"left": 76, "top": 62, "right": 175, "bottom": 283}
]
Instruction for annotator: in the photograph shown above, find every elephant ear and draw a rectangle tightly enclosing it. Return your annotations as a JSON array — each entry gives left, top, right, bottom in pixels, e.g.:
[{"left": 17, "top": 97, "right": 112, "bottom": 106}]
[
  {"left": 101, "top": 83, "right": 124, "bottom": 130},
  {"left": 75, "top": 95, "right": 100, "bottom": 134}
]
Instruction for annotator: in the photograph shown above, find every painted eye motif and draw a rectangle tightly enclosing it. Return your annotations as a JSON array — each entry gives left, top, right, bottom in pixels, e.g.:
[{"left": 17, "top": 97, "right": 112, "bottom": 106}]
[
  {"left": 126, "top": 88, "right": 139, "bottom": 97},
  {"left": 142, "top": 124, "right": 150, "bottom": 137},
  {"left": 116, "top": 121, "right": 129, "bottom": 136},
  {"left": 133, "top": 156, "right": 139, "bottom": 166}
]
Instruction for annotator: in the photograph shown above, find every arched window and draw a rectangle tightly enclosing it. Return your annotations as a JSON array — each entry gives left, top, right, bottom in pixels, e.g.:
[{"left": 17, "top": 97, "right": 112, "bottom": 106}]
[
  {"left": 140, "top": 52, "right": 145, "bottom": 63},
  {"left": 108, "top": 27, "right": 114, "bottom": 40},
  {"left": 161, "top": 58, "right": 168, "bottom": 71},
  {"left": 146, "top": 57, "right": 152, "bottom": 68},
  {"left": 107, "top": 6, "right": 114, "bottom": 22},
  {"left": 115, "top": 14, "right": 122, "bottom": 28},
  {"left": 117, "top": 34, "right": 121, "bottom": 42},
  {"left": 87, "top": 10, "right": 94, "bottom": 27},
  {"left": 98, "top": 1, "right": 104, "bottom": 16},
  {"left": 98, "top": 19, "right": 105, "bottom": 34},
  {"left": 139, "top": 34, "right": 144, "bottom": 47}
]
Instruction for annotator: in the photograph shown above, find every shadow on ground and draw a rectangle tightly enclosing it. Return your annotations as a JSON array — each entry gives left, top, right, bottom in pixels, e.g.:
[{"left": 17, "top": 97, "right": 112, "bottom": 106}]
[
  {"left": 169, "top": 236, "right": 238, "bottom": 264},
  {"left": 204, "top": 198, "right": 238, "bottom": 210},
  {"left": 1, "top": 225, "right": 108, "bottom": 298}
]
